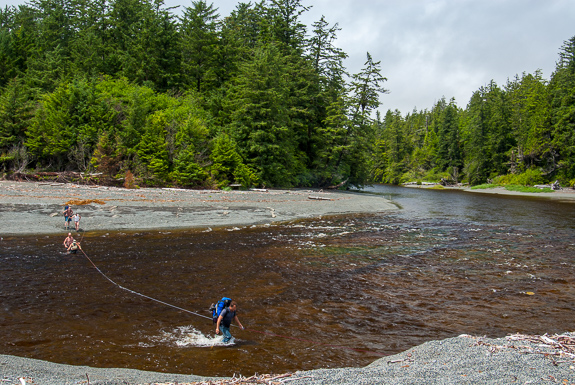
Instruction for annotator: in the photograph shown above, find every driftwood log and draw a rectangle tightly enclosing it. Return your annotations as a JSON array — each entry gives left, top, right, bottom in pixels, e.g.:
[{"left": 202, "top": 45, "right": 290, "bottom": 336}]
[
  {"left": 308, "top": 195, "right": 333, "bottom": 201},
  {"left": 327, "top": 179, "right": 348, "bottom": 189}
]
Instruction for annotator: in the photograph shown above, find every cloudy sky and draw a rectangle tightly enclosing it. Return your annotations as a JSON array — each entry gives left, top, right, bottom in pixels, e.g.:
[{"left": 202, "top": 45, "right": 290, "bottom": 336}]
[{"left": 5, "top": 0, "right": 575, "bottom": 113}]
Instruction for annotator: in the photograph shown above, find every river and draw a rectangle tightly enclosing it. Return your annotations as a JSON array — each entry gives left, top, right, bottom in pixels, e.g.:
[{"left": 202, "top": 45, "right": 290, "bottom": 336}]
[{"left": 1, "top": 185, "right": 574, "bottom": 377}]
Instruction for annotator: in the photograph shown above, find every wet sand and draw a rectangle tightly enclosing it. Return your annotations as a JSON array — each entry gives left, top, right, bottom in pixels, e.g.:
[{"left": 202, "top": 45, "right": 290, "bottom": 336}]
[{"left": 0, "top": 181, "right": 397, "bottom": 236}]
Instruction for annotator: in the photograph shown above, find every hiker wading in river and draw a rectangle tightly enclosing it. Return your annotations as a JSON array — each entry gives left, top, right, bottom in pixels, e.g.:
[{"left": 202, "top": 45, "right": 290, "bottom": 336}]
[{"left": 215, "top": 300, "right": 244, "bottom": 343}]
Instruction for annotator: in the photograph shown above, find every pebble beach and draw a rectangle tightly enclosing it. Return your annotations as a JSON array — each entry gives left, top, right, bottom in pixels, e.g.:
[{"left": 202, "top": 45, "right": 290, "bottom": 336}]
[{"left": 1, "top": 180, "right": 574, "bottom": 384}]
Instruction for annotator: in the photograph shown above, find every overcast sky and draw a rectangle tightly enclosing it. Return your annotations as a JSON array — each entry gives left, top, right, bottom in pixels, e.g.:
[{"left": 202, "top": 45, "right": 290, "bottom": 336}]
[{"left": 4, "top": 0, "right": 575, "bottom": 113}]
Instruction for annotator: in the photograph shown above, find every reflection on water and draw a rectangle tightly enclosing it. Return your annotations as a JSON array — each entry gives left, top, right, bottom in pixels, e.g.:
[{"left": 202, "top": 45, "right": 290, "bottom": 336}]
[
  {"left": 1, "top": 185, "right": 574, "bottom": 376},
  {"left": 363, "top": 184, "right": 575, "bottom": 229}
]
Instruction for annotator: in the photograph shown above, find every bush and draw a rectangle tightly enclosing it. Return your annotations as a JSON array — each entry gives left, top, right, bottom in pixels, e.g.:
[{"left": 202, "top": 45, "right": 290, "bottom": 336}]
[
  {"left": 493, "top": 169, "right": 545, "bottom": 186},
  {"left": 421, "top": 168, "right": 451, "bottom": 183}
]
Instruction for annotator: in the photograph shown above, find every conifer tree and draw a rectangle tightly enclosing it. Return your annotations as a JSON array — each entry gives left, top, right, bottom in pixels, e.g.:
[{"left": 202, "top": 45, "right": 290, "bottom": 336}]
[
  {"left": 224, "top": 42, "right": 304, "bottom": 187},
  {"left": 549, "top": 36, "right": 575, "bottom": 183},
  {"left": 179, "top": 0, "right": 220, "bottom": 93}
]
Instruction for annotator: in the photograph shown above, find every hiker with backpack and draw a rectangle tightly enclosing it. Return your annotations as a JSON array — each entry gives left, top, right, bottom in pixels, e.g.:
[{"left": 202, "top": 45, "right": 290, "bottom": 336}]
[
  {"left": 63, "top": 206, "right": 73, "bottom": 230},
  {"left": 215, "top": 299, "right": 244, "bottom": 344}
]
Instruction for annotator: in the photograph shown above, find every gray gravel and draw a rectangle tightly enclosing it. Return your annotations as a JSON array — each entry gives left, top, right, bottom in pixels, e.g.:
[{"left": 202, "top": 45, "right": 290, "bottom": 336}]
[
  {"left": 0, "top": 181, "right": 396, "bottom": 236},
  {"left": 2, "top": 334, "right": 574, "bottom": 384},
  {"left": 0, "top": 354, "right": 217, "bottom": 384},
  {"left": 287, "top": 334, "right": 575, "bottom": 385}
]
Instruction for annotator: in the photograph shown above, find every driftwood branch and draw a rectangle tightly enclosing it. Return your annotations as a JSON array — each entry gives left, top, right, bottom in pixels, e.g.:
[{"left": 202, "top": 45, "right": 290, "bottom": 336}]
[
  {"left": 327, "top": 179, "right": 348, "bottom": 189},
  {"left": 308, "top": 196, "right": 333, "bottom": 201}
]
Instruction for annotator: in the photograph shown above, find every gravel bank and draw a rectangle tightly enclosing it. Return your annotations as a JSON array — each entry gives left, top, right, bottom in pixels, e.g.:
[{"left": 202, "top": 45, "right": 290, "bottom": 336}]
[
  {"left": 1, "top": 334, "right": 574, "bottom": 384},
  {"left": 0, "top": 181, "right": 396, "bottom": 236},
  {"left": 285, "top": 333, "right": 575, "bottom": 385}
]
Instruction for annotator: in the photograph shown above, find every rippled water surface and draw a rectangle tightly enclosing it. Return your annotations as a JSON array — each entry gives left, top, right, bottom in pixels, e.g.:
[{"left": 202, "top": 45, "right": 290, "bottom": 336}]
[{"left": 1, "top": 185, "right": 574, "bottom": 376}]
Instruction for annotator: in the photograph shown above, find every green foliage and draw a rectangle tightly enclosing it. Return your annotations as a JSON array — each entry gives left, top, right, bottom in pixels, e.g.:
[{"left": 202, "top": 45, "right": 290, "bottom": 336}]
[
  {"left": 26, "top": 79, "right": 101, "bottom": 169},
  {"left": 3, "top": 0, "right": 574, "bottom": 190},
  {"left": 209, "top": 133, "right": 258, "bottom": 188},
  {"left": 0, "top": 78, "right": 33, "bottom": 154},
  {"left": 210, "top": 133, "right": 242, "bottom": 187},
  {"left": 172, "top": 148, "right": 209, "bottom": 187},
  {"left": 493, "top": 169, "right": 545, "bottom": 186},
  {"left": 224, "top": 42, "right": 306, "bottom": 187},
  {"left": 234, "top": 162, "right": 259, "bottom": 189}
]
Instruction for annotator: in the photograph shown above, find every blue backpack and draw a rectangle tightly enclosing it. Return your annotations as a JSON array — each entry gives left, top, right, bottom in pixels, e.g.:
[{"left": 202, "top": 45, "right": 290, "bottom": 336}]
[{"left": 210, "top": 297, "right": 232, "bottom": 323}]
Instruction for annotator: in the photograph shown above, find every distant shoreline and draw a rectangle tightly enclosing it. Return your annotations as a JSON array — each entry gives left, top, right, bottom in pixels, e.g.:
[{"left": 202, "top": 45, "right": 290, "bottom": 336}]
[
  {"left": 402, "top": 183, "right": 575, "bottom": 202},
  {"left": 0, "top": 180, "right": 397, "bottom": 236}
]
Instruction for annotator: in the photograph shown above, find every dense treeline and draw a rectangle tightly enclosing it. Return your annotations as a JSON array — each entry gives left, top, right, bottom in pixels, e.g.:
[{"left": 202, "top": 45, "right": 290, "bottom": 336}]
[
  {"left": 1, "top": 0, "right": 574, "bottom": 188},
  {"left": 373, "top": 36, "right": 575, "bottom": 187},
  {"left": 0, "top": 0, "right": 388, "bottom": 188}
]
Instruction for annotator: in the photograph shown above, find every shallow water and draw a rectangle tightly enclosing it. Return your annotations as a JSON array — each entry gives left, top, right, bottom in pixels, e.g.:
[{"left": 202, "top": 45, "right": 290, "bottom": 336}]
[{"left": 1, "top": 186, "right": 574, "bottom": 377}]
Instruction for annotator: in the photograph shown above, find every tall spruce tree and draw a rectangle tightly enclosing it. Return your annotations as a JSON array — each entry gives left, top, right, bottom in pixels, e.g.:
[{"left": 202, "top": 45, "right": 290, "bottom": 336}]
[
  {"left": 340, "top": 52, "right": 388, "bottom": 186},
  {"left": 549, "top": 36, "right": 575, "bottom": 183},
  {"left": 179, "top": 0, "right": 220, "bottom": 93},
  {"left": 224, "top": 42, "right": 304, "bottom": 187}
]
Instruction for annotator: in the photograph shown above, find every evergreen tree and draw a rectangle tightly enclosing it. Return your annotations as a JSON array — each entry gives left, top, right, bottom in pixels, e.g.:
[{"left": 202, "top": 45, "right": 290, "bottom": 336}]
[
  {"left": 307, "top": 15, "right": 347, "bottom": 95},
  {"left": 549, "top": 36, "right": 575, "bottom": 183},
  {"left": 224, "top": 42, "right": 304, "bottom": 187},
  {"left": 0, "top": 6, "right": 18, "bottom": 87},
  {"left": 261, "top": 0, "right": 309, "bottom": 53},
  {"left": 0, "top": 77, "right": 34, "bottom": 171},
  {"left": 179, "top": 0, "right": 220, "bottom": 93},
  {"left": 435, "top": 99, "right": 462, "bottom": 177},
  {"left": 68, "top": 0, "right": 110, "bottom": 79},
  {"left": 0, "top": 77, "right": 33, "bottom": 151},
  {"left": 90, "top": 131, "right": 120, "bottom": 183},
  {"left": 505, "top": 71, "right": 551, "bottom": 171},
  {"left": 462, "top": 90, "right": 490, "bottom": 184},
  {"left": 341, "top": 52, "right": 388, "bottom": 186},
  {"left": 315, "top": 94, "right": 349, "bottom": 185},
  {"left": 210, "top": 133, "right": 242, "bottom": 187},
  {"left": 136, "top": 111, "right": 170, "bottom": 183},
  {"left": 26, "top": 79, "right": 101, "bottom": 169}
]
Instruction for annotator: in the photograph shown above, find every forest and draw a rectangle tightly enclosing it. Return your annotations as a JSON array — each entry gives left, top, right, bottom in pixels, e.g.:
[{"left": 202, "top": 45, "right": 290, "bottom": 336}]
[{"left": 1, "top": 0, "right": 574, "bottom": 189}]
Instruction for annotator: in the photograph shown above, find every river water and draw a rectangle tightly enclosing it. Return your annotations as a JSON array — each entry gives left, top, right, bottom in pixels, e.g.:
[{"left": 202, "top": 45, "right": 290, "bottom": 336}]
[{"left": 1, "top": 185, "right": 574, "bottom": 377}]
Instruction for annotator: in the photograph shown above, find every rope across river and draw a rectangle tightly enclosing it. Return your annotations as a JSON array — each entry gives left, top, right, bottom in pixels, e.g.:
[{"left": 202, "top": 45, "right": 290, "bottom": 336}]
[
  {"left": 79, "top": 247, "right": 213, "bottom": 322},
  {"left": 77, "top": 245, "right": 387, "bottom": 357}
]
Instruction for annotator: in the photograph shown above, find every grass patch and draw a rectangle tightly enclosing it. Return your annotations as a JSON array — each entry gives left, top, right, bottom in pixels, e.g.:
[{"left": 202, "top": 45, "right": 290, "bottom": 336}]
[
  {"left": 504, "top": 185, "right": 553, "bottom": 193},
  {"left": 471, "top": 184, "right": 498, "bottom": 190},
  {"left": 470, "top": 184, "right": 553, "bottom": 193}
]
